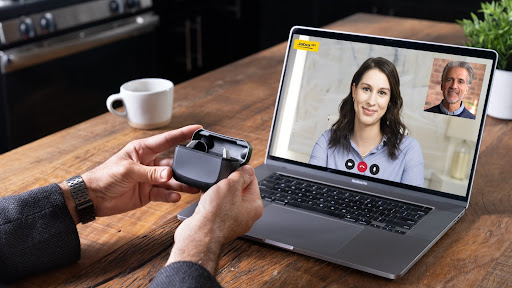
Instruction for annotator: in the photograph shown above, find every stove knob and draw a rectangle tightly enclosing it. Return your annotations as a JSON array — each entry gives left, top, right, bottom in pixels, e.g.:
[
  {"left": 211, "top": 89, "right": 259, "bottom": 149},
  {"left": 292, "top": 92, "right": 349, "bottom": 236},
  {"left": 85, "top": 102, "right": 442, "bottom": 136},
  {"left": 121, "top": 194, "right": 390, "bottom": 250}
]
[
  {"left": 125, "top": 0, "right": 140, "bottom": 9},
  {"left": 19, "top": 18, "right": 35, "bottom": 39},
  {"left": 40, "top": 13, "right": 56, "bottom": 34},
  {"left": 109, "top": 0, "right": 123, "bottom": 13}
]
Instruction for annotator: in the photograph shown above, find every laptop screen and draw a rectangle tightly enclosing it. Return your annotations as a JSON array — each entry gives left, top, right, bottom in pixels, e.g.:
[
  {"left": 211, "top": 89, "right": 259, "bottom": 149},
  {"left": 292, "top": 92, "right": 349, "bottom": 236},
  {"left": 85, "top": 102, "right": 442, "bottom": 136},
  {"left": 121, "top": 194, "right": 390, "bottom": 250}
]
[{"left": 267, "top": 27, "right": 497, "bottom": 201}]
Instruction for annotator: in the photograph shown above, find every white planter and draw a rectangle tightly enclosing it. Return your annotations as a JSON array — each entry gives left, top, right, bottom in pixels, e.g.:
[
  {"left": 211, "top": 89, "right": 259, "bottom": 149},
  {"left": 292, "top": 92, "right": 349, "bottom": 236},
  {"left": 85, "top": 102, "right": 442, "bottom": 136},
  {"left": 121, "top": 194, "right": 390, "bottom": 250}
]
[{"left": 487, "top": 69, "right": 512, "bottom": 120}]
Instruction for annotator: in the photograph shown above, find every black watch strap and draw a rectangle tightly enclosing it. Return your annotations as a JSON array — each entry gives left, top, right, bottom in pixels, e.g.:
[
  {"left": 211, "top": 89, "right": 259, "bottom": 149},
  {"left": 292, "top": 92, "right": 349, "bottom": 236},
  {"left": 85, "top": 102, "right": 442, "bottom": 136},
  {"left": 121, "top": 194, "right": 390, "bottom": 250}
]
[{"left": 66, "top": 175, "right": 96, "bottom": 224}]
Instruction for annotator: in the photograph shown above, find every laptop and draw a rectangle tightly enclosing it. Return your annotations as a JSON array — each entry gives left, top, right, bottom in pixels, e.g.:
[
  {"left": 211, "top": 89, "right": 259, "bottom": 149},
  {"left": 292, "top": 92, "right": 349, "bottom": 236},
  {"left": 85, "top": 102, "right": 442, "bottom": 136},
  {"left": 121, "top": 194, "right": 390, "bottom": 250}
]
[{"left": 178, "top": 26, "right": 497, "bottom": 279}]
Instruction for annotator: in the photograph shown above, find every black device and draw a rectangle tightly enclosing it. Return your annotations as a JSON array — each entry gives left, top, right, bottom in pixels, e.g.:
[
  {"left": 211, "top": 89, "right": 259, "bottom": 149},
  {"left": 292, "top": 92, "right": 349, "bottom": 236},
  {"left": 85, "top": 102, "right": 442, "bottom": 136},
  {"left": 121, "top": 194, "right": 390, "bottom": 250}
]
[{"left": 172, "top": 129, "right": 252, "bottom": 191}]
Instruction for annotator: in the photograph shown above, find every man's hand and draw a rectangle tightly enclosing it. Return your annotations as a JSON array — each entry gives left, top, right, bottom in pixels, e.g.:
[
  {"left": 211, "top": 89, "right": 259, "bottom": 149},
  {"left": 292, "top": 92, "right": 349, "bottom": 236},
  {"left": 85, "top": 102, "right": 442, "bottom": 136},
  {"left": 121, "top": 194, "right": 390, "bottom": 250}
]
[
  {"left": 61, "top": 125, "right": 202, "bottom": 222},
  {"left": 167, "top": 165, "right": 263, "bottom": 274}
]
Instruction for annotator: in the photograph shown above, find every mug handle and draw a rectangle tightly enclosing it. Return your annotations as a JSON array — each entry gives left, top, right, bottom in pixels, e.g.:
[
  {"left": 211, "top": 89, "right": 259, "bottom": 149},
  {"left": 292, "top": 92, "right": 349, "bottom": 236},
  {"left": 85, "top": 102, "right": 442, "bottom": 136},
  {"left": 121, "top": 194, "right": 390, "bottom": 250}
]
[{"left": 106, "top": 93, "right": 127, "bottom": 118}]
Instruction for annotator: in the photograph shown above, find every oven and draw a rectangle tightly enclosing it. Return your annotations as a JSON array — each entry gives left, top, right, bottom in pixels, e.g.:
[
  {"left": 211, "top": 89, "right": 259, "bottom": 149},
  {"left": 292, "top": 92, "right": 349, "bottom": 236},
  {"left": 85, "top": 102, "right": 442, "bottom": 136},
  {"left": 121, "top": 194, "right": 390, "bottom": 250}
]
[{"left": 0, "top": 0, "right": 159, "bottom": 153}]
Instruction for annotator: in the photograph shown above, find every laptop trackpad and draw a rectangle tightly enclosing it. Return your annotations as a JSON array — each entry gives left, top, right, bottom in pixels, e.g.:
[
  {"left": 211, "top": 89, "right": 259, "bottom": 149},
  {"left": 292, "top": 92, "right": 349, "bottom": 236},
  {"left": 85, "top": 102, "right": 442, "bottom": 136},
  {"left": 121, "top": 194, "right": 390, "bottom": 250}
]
[{"left": 248, "top": 204, "right": 363, "bottom": 254}]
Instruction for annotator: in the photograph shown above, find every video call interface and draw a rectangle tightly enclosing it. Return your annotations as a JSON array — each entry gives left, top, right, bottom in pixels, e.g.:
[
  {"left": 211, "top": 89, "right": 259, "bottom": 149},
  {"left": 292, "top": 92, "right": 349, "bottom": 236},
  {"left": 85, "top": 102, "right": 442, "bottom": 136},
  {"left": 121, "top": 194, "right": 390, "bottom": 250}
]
[{"left": 269, "top": 33, "right": 495, "bottom": 198}]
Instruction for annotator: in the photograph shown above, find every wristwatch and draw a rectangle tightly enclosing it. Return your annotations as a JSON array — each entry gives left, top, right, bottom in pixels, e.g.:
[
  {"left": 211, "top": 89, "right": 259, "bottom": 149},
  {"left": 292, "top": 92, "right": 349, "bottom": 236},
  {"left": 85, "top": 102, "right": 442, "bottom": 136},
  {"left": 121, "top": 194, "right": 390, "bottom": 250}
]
[{"left": 66, "top": 175, "right": 96, "bottom": 224}]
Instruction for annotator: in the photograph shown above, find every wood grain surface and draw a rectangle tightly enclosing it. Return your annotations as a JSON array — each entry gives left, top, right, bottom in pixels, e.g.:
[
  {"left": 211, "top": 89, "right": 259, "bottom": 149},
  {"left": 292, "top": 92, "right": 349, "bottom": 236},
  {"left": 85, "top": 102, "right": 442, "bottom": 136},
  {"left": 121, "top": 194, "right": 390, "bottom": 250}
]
[{"left": 2, "top": 13, "right": 511, "bottom": 287}]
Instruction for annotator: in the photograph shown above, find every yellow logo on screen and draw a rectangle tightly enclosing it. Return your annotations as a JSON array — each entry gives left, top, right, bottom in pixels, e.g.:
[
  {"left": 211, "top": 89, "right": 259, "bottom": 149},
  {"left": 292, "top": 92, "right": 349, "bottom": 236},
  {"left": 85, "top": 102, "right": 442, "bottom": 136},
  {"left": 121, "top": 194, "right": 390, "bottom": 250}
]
[{"left": 293, "top": 39, "right": 319, "bottom": 52}]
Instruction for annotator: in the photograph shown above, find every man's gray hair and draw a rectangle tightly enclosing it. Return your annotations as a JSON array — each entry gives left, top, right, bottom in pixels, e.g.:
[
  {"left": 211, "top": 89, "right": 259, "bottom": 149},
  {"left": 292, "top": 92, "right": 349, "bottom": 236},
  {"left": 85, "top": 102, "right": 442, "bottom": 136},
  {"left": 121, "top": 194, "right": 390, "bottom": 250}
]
[{"left": 441, "top": 61, "right": 474, "bottom": 85}]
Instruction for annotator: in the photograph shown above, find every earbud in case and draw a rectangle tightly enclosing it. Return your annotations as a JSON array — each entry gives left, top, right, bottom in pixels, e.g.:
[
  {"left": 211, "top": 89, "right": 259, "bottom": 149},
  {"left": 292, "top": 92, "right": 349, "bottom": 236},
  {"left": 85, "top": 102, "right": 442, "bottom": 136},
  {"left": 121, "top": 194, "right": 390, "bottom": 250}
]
[{"left": 172, "top": 129, "right": 252, "bottom": 191}]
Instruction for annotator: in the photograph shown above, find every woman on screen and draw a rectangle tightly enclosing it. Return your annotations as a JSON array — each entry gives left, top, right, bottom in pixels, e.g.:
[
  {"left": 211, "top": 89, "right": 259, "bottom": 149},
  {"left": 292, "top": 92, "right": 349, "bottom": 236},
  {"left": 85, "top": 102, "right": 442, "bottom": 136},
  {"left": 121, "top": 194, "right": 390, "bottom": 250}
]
[{"left": 309, "top": 57, "right": 424, "bottom": 187}]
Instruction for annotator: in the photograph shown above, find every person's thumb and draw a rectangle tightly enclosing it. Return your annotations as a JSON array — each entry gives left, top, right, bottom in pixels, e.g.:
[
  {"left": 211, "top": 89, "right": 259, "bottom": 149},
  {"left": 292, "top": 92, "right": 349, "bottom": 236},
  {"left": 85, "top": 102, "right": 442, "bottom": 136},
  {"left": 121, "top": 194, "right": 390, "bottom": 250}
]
[{"left": 129, "top": 163, "right": 171, "bottom": 184}]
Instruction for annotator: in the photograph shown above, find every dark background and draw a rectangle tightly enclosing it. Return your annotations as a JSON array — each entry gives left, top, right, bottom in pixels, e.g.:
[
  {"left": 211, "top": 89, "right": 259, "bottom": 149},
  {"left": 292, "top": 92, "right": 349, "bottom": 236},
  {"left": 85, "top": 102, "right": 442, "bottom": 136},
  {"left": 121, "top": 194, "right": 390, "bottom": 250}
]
[
  {"left": 153, "top": 0, "right": 484, "bottom": 84},
  {"left": 0, "top": 0, "right": 486, "bottom": 153}
]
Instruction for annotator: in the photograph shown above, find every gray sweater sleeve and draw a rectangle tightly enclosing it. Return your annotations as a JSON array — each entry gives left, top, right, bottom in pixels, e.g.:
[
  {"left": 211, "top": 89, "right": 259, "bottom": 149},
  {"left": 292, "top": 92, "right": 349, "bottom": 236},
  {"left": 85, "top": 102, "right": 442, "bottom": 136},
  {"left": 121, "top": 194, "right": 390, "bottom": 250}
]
[
  {"left": 0, "top": 185, "right": 222, "bottom": 287},
  {"left": 0, "top": 184, "right": 80, "bottom": 283},
  {"left": 150, "top": 261, "right": 222, "bottom": 288}
]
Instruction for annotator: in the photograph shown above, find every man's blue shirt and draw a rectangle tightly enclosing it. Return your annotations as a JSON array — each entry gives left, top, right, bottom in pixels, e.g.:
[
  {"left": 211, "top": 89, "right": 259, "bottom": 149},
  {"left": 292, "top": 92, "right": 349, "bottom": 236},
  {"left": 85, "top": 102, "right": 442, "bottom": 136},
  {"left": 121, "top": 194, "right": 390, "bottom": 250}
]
[{"left": 425, "top": 101, "right": 476, "bottom": 119}]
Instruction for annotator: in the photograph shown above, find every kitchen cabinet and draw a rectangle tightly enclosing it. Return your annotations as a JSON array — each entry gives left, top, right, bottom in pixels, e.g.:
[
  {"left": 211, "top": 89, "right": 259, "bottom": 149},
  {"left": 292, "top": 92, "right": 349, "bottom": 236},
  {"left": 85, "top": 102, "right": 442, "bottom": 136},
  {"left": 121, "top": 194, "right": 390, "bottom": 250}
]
[
  {"left": 153, "top": 0, "right": 360, "bottom": 84},
  {"left": 154, "top": 0, "right": 258, "bottom": 83},
  {"left": 153, "top": 0, "right": 483, "bottom": 85}
]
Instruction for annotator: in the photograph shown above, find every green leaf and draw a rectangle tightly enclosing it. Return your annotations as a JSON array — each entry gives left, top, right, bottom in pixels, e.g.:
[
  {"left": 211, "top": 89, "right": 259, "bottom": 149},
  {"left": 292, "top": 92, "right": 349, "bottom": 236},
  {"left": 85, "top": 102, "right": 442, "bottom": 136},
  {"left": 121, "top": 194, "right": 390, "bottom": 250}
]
[{"left": 458, "top": 0, "right": 512, "bottom": 70}]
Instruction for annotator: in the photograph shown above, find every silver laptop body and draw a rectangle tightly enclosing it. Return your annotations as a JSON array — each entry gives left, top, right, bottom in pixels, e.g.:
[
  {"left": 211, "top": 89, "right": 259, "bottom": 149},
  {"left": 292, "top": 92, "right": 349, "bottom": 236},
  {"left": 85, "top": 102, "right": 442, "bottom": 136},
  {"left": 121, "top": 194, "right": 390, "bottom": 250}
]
[{"left": 179, "top": 26, "right": 497, "bottom": 279}]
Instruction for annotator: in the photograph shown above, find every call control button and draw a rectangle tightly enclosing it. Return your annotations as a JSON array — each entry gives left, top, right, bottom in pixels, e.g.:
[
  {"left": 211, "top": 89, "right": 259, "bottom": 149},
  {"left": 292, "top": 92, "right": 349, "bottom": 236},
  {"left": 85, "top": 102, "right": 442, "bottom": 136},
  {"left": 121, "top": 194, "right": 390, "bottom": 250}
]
[
  {"left": 369, "top": 164, "right": 380, "bottom": 175},
  {"left": 357, "top": 161, "right": 367, "bottom": 173},
  {"left": 345, "top": 159, "right": 355, "bottom": 170}
]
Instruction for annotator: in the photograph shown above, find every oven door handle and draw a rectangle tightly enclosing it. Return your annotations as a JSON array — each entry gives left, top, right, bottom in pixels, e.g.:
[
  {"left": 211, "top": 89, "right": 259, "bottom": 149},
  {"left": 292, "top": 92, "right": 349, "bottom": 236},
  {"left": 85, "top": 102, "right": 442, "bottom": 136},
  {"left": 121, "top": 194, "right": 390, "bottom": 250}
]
[{"left": 0, "top": 12, "right": 159, "bottom": 74}]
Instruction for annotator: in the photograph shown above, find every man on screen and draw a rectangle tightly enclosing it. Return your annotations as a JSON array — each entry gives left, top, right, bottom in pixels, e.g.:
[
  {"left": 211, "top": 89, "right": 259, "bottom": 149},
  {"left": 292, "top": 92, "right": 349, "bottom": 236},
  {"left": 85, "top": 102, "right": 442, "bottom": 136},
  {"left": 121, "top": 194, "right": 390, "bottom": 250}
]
[{"left": 425, "top": 61, "right": 476, "bottom": 119}]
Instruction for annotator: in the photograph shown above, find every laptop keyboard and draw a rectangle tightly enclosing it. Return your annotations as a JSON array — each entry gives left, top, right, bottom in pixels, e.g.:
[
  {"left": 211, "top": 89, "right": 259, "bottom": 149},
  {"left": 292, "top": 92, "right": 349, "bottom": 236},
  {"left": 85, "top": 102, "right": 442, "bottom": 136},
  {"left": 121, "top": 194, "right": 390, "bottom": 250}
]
[{"left": 258, "top": 173, "right": 432, "bottom": 235}]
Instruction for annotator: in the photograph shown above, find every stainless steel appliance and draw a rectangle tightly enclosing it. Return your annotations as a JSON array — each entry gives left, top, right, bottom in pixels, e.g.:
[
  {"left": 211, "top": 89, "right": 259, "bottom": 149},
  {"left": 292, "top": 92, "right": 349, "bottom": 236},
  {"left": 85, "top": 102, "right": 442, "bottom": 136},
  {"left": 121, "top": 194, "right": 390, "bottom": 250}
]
[{"left": 0, "top": 0, "right": 159, "bottom": 153}]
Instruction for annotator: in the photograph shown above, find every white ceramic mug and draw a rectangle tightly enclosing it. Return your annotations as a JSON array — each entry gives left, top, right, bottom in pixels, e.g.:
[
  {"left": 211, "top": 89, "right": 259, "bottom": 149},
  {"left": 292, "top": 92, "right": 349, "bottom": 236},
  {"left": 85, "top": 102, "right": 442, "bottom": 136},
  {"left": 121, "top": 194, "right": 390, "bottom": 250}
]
[{"left": 106, "top": 78, "right": 174, "bottom": 129}]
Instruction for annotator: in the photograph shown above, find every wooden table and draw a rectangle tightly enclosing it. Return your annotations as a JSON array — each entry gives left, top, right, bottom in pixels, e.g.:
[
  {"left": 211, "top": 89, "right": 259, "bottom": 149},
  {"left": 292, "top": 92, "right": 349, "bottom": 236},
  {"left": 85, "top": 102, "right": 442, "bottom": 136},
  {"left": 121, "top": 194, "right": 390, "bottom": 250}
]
[{"left": 3, "top": 13, "right": 512, "bottom": 287}]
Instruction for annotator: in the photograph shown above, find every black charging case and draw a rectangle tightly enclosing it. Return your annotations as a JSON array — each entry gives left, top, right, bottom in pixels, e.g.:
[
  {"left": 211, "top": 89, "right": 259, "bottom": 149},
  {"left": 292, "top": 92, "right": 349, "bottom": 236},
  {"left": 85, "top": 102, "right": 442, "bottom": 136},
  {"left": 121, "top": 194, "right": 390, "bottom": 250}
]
[{"left": 172, "top": 129, "right": 252, "bottom": 191}]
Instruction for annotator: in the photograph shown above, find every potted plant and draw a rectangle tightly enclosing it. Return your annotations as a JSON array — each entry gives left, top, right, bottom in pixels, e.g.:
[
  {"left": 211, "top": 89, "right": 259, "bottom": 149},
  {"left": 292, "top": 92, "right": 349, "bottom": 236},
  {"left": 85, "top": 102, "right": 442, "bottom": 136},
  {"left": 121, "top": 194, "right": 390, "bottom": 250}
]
[{"left": 458, "top": 0, "right": 512, "bottom": 119}]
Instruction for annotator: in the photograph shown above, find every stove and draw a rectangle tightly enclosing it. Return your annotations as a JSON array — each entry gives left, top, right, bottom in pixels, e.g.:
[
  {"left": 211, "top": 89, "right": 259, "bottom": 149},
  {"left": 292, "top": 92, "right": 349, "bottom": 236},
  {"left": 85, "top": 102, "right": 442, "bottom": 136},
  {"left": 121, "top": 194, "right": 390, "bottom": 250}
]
[
  {"left": 0, "top": 0, "right": 153, "bottom": 48},
  {"left": 0, "top": 0, "right": 159, "bottom": 153}
]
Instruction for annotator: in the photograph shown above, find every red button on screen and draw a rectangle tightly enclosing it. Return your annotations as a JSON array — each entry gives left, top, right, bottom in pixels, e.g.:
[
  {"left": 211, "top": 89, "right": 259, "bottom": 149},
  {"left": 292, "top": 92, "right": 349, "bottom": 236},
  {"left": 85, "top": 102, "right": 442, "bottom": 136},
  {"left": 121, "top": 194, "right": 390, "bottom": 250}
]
[{"left": 357, "top": 161, "right": 367, "bottom": 172}]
